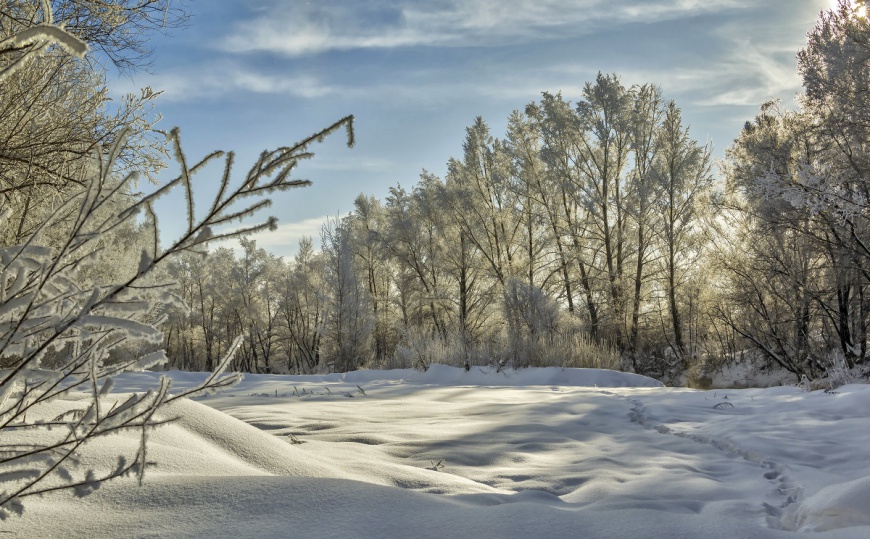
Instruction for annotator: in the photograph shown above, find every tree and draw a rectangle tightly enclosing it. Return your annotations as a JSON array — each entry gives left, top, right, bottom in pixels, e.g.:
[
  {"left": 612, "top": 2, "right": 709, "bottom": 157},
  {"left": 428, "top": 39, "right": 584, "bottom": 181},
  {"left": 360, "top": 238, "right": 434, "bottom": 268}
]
[
  {"left": 276, "top": 237, "right": 326, "bottom": 373},
  {"left": 503, "top": 110, "right": 551, "bottom": 292},
  {"left": 383, "top": 181, "right": 447, "bottom": 337},
  {"left": 531, "top": 92, "right": 602, "bottom": 335},
  {"left": 224, "top": 238, "right": 281, "bottom": 373},
  {"left": 723, "top": 103, "right": 837, "bottom": 379},
  {"left": 0, "top": 2, "right": 169, "bottom": 253},
  {"left": 321, "top": 217, "right": 374, "bottom": 372},
  {"left": 348, "top": 194, "right": 394, "bottom": 361},
  {"left": 573, "top": 73, "right": 634, "bottom": 347},
  {"left": 2, "top": 1, "right": 190, "bottom": 73},
  {"left": 502, "top": 277, "right": 559, "bottom": 367},
  {"left": 654, "top": 101, "right": 714, "bottom": 365},
  {"left": 714, "top": 1, "right": 870, "bottom": 379},
  {"left": 532, "top": 76, "right": 675, "bottom": 359},
  {"left": 445, "top": 117, "right": 521, "bottom": 288},
  {"left": 624, "top": 83, "right": 664, "bottom": 357}
]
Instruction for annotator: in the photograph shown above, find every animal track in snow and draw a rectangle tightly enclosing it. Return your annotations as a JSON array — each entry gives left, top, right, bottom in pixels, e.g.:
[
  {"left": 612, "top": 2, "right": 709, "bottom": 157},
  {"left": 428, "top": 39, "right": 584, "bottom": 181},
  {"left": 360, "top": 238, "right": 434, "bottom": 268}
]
[{"left": 624, "top": 396, "right": 802, "bottom": 529}]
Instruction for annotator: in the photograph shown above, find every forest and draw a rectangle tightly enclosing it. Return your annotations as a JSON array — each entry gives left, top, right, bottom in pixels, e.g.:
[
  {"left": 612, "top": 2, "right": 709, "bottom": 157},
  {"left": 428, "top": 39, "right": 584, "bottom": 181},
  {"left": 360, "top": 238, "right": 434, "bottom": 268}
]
[
  {"left": 157, "top": 9, "right": 870, "bottom": 386},
  {"left": 2, "top": 1, "right": 870, "bottom": 389}
]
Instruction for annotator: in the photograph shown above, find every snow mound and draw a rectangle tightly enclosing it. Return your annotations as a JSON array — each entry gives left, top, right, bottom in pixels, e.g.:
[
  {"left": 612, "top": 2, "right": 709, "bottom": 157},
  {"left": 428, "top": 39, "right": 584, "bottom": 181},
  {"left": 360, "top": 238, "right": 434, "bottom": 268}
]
[
  {"left": 46, "top": 395, "right": 344, "bottom": 480},
  {"left": 238, "top": 364, "right": 663, "bottom": 388},
  {"left": 109, "top": 365, "right": 662, "bottom": 396},
  {"left": 402, "top": 364, "right": 664, "bottom": 387},
  {"left": 784, "top": 475, "right": 870, "bottom": 532},
  {"left": 152, "top": 398, "right": 342, "bottom": 478}
]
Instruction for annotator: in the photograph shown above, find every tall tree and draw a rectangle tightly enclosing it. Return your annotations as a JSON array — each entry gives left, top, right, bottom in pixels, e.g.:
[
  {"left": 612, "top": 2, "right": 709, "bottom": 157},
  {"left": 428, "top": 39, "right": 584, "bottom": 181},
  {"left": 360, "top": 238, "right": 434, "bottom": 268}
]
[
  {"left": 534, "top": 93, "right": 603, "bottom": 336},
  {"left": 383, "top": 181, "right": 447, "bottom": 337},
  {"left": 625, "top": 83, "right": 664, "bottom": 356},
  {"left": 277, "top": 237, "right": 326, "bottom": 373},
  {"left": 654, "top": 101, "right": 713, "bottom": 364},
  {"left": 321, "top": 218, "right": 374, "bottom": 372},
  {"left": 445, "top": 117, "right": 521, "bottom": 287},
  {"left": 348, "top": 194, "right": 393, "bottom": 360}
]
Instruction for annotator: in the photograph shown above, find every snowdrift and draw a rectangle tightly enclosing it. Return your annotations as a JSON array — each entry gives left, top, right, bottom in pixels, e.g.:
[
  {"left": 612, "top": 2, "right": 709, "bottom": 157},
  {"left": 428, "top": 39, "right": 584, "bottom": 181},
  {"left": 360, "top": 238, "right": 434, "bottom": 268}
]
[{"left": 6, "top": 368, "right": 870, "bottom": 538}]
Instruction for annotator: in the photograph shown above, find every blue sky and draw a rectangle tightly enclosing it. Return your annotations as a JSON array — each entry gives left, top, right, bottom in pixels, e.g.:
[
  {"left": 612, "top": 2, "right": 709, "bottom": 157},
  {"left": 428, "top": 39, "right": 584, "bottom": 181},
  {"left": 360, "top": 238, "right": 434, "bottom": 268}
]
[{"left": 111, "top": 0, "right": 833, "bottom": 257}]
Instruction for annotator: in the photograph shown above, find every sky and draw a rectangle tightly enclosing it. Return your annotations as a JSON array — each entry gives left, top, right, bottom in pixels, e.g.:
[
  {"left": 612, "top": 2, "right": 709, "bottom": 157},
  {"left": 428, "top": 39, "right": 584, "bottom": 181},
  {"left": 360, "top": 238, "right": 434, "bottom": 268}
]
[{"left": 110, "top": 0, "right": 835, "bottom": 258}]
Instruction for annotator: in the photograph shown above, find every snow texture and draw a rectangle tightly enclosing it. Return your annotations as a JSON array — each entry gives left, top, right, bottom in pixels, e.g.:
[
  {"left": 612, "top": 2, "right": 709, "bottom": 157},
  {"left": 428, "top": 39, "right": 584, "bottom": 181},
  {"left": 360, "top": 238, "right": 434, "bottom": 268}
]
[{"left": 5, "top": 365, "right": 870, "bottom": 538}]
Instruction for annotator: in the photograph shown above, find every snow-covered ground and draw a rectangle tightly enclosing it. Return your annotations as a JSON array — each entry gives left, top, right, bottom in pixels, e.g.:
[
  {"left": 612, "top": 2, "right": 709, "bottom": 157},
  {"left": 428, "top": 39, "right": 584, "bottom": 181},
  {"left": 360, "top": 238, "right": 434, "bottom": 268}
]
[{"left": 6, "top": 365, "right": 870, "bottom": 538}]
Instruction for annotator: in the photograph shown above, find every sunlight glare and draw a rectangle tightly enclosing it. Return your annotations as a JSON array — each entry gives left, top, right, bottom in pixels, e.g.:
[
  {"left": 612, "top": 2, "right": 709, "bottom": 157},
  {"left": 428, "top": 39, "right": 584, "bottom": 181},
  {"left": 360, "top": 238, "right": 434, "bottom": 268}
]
[{"left": 828, "top": 0, "right": 868, "bottom": 17}]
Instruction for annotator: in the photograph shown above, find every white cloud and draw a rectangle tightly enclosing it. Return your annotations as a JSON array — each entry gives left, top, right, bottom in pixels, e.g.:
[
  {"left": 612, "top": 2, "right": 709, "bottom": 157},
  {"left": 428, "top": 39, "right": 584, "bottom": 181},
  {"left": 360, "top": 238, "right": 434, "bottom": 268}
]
[
  {"left": 221, "top": 0, "right": 750, "bottom": 57},
  {"left": 306, "top": 156, "right": 401, "bottom": 173},
  {"left": 615, "top": 0, "right": 748, "bottom": 21},
  {"left": 526, "top": 2, "right": 811, "bottom": 110},
  {"left": 110, "top": 63, "right": 335, "bottom": 102},
  {"left": 214, "top": 216, "right": 331, "bottom": 258},
  {"left": 254, "top": 216, "right": 330, "bottom": 253}
]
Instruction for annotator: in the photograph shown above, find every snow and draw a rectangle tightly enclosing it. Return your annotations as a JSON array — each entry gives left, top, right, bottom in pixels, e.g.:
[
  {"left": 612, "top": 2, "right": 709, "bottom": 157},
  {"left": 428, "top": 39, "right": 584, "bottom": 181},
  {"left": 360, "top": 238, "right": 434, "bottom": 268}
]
[{"left": 5, "top": 365, "right": 870, "bottom": 538}]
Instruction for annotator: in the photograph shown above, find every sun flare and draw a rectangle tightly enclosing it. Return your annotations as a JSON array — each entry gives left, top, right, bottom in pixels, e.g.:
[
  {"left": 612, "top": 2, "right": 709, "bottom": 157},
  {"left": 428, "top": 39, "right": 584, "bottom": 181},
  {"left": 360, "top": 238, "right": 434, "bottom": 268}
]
[{"left": 830, "top": 0, "right": 869, "bottom": 17}]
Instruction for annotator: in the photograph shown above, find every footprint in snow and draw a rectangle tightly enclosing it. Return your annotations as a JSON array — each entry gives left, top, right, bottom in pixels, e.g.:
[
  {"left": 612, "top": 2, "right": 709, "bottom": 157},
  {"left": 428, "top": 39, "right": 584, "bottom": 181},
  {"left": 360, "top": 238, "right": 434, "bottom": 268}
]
[{"left": 624, "top": 396, "right": 802, "bottom": 529}]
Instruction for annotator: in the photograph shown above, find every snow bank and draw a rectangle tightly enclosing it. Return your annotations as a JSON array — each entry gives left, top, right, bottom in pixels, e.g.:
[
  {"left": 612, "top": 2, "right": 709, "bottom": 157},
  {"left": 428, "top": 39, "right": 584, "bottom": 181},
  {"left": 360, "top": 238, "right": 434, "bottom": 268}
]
[
  {"left": 401, "top": 364, "right": 664, "bottom": 387},
  {"left": 105, "top": 365, "right": 662, "bottom": 397},
  {"left": 785, "top": 475, "right": 870, "bottom": 532}
]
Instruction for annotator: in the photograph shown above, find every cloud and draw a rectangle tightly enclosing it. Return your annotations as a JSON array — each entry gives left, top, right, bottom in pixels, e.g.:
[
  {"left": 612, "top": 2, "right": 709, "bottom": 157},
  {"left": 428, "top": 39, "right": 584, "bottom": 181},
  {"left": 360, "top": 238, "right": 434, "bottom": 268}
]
[
  {"left": 213, "top": 216, "right": 331, "bottom": 258},
  {"left": 523, "top": 1, "right": 815, "bottom": 109},
  {"left": 221, "top": 0, "right": 749, "bottom": 57},
  {"left": 254, "top": 216, "right": 330, "bottom": 252},
  {"left": 695, "top": 44, "right": 800, "bottom": 107},
  {"left": 111, "top": 1, "right": 823, "bottom": 110},
  {"left": 689, "top": 5, "right": 820, "bottom": 107},
  {"left": 110, "top": 62, "right": 336, "bottom": 102},
  {"left": 306, "top": 156, "right": 401, "bottom": 173},
  {"left": 594, "top": 44, "right": 800, "bottom": 109},
  {"left": 615, "top": 0, "right": 747, "bottom": 21}
]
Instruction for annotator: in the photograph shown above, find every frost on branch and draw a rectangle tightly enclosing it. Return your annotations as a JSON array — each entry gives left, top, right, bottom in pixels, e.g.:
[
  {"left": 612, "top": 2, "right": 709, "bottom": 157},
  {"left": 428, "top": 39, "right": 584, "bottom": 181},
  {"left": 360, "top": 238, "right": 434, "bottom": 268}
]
[{"left": 0, "top": 1, "right": 88, "bottom": 83}]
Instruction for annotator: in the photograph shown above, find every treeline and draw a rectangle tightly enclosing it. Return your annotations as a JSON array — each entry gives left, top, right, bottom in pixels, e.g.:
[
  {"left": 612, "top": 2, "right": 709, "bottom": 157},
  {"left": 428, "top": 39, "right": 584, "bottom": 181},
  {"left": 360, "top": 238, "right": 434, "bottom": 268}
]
[
  {"left": 163, "top": 4, "right": 870, "bottom": 383},
  {"left": 163, "top": 75, "right": 712, "bottom": 381},
  {"left": 4, "top": 2, "right": 870, "bottom": 385}
]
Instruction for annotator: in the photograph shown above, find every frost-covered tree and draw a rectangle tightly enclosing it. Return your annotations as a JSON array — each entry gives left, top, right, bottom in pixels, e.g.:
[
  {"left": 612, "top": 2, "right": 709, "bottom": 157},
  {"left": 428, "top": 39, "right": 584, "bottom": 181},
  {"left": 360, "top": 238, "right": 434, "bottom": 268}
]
[
  {"left": 796, "top": 0, "right": 870, "bottom": 278},
  {"left": 164, "top": 249, "right": 234, "bottom": 371},
  {"left": 503, "top": 110, "right": 551, "bottom": 292},
  {"left": 715, "top": 1, "right": 870, "bottom": 379},
  {"left": 725, "top": 100, "right": 841, "bottom": 378},
  {"left": 321, "top": 217, "right": 374, "bottom": 372},
  {"left": 2, "top": 0, "right": 190, "bottom": 73},
  {"left": 383, "top": 181, "right": 448, "bottom": 337},
  {"left": 502, "top": 277, "right": 559, "bottom": 367},
  {"left": 529, "top": 93, "right": 602, "bottom": 335},
  {"left": 347, "top": 194, "right": 395, "bottom": 361},
  {"left": 530, "top": 77, "right": 688, "bottom": 360},
  {"left": 276, "top": 237, "right": 326, "bottom": 373},
  {"left": 1, "top": 1, "right": 172, "bottom": 244},
  {"left": 624, "top": 83, "right": 664, "bottom": 357},
  {"left": 445, "top": 117, "right": 521, "bottom": 288},
  {"left": 654, "top": 101, "right": 714, "bottom": 365},
  {"left": 223, "top": 238, "right": 282, "bottom": 373},
  {"left": 572, "top": 74, "right": 634, "bottom": 347}
]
